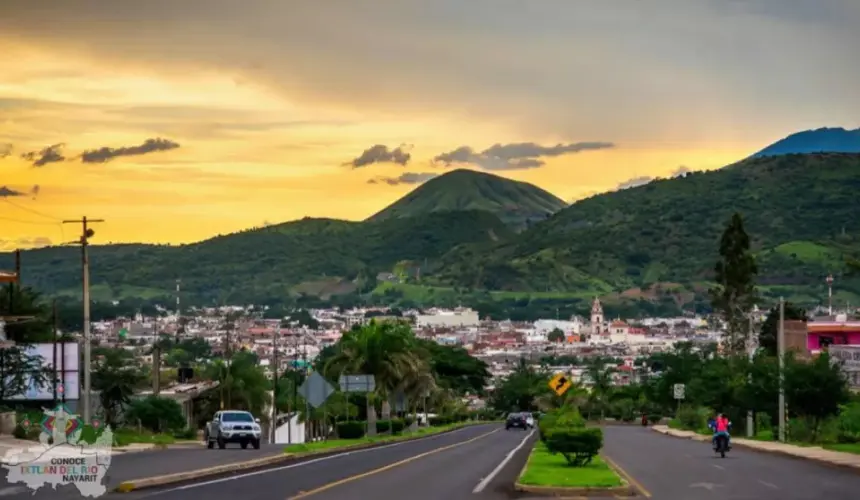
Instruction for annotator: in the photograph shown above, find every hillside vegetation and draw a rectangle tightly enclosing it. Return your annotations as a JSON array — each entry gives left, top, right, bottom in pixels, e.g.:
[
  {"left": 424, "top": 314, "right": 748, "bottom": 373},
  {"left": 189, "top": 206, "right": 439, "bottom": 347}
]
[
  {"left": 5, "top": 153, "right": 860, "bottom": 314},
  {"left": 367, "top": 168, "right": 567, "bottom": 230},
  {"left": 2, "top": 210, "right": 513, "bottom": 305},
  {"left": 430, "top": 153, "right": 860, "bottom": 307}
]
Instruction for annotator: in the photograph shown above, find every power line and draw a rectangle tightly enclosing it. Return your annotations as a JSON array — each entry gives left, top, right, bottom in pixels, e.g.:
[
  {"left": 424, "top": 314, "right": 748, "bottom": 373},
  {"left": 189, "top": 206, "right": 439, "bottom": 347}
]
[
  {"left": 1, "top": 198, "right": 60, "bottom": 222},
  {"left": 0, "top": 215, "right": 58, "bottom": 226}
]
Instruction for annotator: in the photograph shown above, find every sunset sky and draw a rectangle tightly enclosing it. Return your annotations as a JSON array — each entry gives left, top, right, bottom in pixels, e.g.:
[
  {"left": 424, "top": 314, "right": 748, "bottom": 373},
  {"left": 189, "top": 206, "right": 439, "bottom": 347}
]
[{"left": 1, "top": 0, "right": 858, "bottom": 250}]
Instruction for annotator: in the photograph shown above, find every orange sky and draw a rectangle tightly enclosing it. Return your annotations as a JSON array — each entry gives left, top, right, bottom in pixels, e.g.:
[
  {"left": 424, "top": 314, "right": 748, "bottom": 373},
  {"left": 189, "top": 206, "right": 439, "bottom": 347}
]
[{"left": 2, "top": 1, "right": 858, "bottom": 250}]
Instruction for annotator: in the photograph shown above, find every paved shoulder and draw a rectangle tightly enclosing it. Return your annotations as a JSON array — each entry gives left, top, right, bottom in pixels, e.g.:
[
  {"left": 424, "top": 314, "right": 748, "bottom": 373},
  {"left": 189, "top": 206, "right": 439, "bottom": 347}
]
[{"left": 602, "top": 426, "right": 860, "bottom": 500}]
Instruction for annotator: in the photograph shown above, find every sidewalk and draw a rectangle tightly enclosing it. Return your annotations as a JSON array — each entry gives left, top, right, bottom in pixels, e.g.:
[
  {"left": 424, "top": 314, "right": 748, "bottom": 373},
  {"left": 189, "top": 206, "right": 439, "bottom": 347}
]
[
  {"left": 652, "top": 425, "right": 860, "bottom": 471},
  {"left": 0, "top": 436, "right": 204, "bottom": 463}
]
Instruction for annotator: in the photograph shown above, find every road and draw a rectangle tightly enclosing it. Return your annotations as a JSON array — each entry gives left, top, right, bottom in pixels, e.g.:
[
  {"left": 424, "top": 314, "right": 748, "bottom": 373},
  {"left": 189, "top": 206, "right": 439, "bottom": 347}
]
[
  {"left": 0, "top": 442, "right": 286, "bottom": 499},
  {"left": 603, "top": 425, "right": 860, "bottom": 499},
  {"left": 92, "top": 423, "right": 530, "bottom": 500}
]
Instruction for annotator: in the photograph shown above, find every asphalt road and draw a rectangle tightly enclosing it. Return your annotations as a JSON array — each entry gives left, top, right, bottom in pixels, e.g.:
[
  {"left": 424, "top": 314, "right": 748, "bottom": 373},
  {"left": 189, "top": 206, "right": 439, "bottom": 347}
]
[
  {"left": 105, "top": 423, "right": 531, "bottom": 500},
  {"left": 602, "top": 425, "right": 860, "bottom": 499}
]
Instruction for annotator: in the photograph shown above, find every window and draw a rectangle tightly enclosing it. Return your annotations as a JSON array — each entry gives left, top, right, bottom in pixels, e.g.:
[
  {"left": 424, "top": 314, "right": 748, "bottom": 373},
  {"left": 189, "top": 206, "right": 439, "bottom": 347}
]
[
  {"left": 820, "top": 336, "right": 834, "bottom": 348},
  {"left": 222, "top": 412, "right": 254, "bottom": 423}
]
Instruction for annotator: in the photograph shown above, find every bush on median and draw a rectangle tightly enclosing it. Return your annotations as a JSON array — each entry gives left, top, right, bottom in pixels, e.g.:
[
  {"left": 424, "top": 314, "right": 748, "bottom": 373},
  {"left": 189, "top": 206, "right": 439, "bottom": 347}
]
[
  {"left": 336, "top": 421, "right": 366, "bottom": 439},
  {"left": 539, "top": 406, "right": 585, "bottom": 442},
  {"left": 375, "top": 419, "right": 406, "bottom": 434},
  {"left": 543, "top": 426, "right": 604, "bottom": 467}
]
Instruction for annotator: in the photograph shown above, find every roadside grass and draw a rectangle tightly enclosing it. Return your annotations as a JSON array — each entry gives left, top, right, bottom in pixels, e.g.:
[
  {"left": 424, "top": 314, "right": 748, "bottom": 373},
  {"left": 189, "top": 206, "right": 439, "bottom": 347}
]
[
  {"left": 518, "top": 442, "right": 622, "bottom": 488},
  {"left": 823, "top": 443, "right": 860, "bottom": 454},
  {"left": 282, "top": 421, "right": 493, "bottom": 454},
  {"left": 668, "top": 421, "right": 860, "bottom": 454}
]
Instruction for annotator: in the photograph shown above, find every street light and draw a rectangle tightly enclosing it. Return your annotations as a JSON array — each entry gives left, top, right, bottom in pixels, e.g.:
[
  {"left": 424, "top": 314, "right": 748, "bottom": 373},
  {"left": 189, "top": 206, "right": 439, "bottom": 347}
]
[{"left": 826, "top": 274, "right": 834, "bottom": 316}]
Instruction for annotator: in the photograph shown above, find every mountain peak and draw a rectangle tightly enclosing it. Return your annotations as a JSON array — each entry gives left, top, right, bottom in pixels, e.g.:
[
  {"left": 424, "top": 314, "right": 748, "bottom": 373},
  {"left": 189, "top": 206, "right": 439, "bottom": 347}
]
[
  {"left": 753, "top": 127, "right": 860, "bottom": 157},
  {"left": 366, "top": 168, "right": 567, "bottom": 229}
]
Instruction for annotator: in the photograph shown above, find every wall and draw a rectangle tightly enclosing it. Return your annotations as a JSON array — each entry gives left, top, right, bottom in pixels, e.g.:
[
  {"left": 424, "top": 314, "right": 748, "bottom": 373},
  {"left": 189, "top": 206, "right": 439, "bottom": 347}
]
[{"left": 807, "top": 331, "right": 860, "bottom": 350}]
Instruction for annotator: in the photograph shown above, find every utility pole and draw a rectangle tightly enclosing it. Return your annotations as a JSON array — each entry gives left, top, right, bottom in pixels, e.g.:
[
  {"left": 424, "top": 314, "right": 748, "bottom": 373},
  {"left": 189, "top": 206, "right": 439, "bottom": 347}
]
[
  {"left": 746, "top": 312, "right": 754, "bottom": 438},
  {"left": 152, "top": 323, "right": 161, "bottom": 395},
  {"left": 63, "top": 216, "right": 104, "bottom": 423},
  {"left": 175, "top": 279, "right": 181, "bottom": 341},
  {"left": 271, "top": 324, "right": 279, "bottom": 443},
  {"left": 777, "top": 297, "right": 786, "bottom": 443}
]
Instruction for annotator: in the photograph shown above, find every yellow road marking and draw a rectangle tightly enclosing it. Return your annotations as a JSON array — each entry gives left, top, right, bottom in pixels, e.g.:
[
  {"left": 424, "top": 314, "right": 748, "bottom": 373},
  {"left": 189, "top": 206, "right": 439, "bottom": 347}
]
[
  {"left": 287, "top": 427, "right": 502, "bottom": 499},
  {"left": 602, "top": 455, "right": 652, "bottom": 498}
]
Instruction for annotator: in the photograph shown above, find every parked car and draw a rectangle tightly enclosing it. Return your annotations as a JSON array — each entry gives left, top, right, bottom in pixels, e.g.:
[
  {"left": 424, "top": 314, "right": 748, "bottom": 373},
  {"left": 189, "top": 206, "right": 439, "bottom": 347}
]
[
  {"left": 505, "top": 412, "right": 529, "bottom": 430},
  {"left": 205, "top": 410, "right": 262, "bottom": 449}
]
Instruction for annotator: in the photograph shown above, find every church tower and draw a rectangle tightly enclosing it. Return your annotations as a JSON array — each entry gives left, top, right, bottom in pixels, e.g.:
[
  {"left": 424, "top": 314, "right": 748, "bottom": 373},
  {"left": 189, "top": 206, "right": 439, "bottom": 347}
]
[{"left": 590, "top": 297, "right": 604, "bottom": 335}]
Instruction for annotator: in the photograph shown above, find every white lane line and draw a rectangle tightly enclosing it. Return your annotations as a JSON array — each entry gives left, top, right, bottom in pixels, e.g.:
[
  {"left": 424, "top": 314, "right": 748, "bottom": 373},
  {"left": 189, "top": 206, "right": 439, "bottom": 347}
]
[
  {"left": 472, "top": 429, "right": 536, "bottom": 494},
  {"left": 712, "top": 464, "right": 725, "bottom": 470},
  {"left": 149, "top": 425, "right": 491, "bottom": 495},
  {"left": 758, "top": 480, "right": 778, "bottom": 489}
]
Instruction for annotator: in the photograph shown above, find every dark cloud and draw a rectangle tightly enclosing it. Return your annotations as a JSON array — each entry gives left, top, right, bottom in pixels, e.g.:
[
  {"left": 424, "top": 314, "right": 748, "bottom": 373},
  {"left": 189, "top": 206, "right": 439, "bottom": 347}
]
[
  {"left": 368, "top": 172, "right": 437, "bottom": 185},
  {"left": 346, "top": 144, "right": 411, "bottom": 168},
  {"left": 80, "top": 137, "right": 180, "bottom": 163},
  {"left": 0, "top": 186, "right": 24, "bottom": 197},
  {"left": 0, "top": 143, "right": 11, "bottom": 159},
  {"left": 21, "top": 143, "right": 65, "bottom": 167},
  {"left": 433, "top": 141, "right": 614, "bottom": 170}
]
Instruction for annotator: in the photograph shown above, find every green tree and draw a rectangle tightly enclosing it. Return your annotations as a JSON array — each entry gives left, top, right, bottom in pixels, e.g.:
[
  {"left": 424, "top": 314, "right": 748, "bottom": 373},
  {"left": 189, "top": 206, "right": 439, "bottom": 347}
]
[
  {"left": 710, "top": 213, "right": 758, "bottom": 355},
  {"left": 785, "top": 352, "right": 849, "bottom": 440},
  {"left": 758, "top": 302, "right": 806, "bottom": 357},
  {"left": 547, "top": 328, "right": 565, "bottom": 343},
  {"left": 92, "top": 347, "right": 147, "bottom": 427},
  {"left": 205, "top": 351, "right": 271, "bottom": 416},
  {"left": 416, "top": 339, "right": 490, "bottom": 395},
  {"left": 489, "top": 359, "right": 549, "bottom": 413},
  {"left": 323, "top": 321, "right": 430, "bottom": 423}
]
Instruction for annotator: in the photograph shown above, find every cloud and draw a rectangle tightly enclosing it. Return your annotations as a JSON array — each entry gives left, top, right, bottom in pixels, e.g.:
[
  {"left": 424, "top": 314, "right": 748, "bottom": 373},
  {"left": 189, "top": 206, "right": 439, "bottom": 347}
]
[
  {"left": 614, "top": 165, "right": 697, "bottom": 191},
  {"left": 0, "top": 186, "right": 24, "bottom": 197},
  {"left": 433, "top": 141, "right": 614, "bottom": 171},
  {"left": 0, "top": 143, "right": 11, "bottom": 158},
  {"left": 0, "top": 237, "right": 52, "bottom": 251},
  {"left": 21, "top": 143, "right": 65, "bottom": 167},
  {"left": 615, "top": 176, "right": 653, "bottom": 191},
  {"left": 80, "top": 137, "right": 180, "bottom": 163},
  {"left": 346, "top": 144, "right": 412, "bottom": 168},
  {"left": 368, "top": 172, "right": 438, "bottom": 185}
]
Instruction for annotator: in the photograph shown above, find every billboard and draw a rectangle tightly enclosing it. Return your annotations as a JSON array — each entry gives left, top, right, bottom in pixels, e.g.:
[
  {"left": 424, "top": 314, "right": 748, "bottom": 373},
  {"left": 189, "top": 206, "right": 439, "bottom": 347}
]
[
  {"left": 3, "top": 342, "right": 80, "bottom": 400},
  {"left": 829, "top": 345, "right": 860, "bottom": 389}
]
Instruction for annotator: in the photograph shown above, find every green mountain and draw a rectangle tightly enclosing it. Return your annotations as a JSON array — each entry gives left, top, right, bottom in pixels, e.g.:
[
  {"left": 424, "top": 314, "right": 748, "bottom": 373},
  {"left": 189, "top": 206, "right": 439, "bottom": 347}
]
[
  {"left": 367, "top": 168, "right": 567, "bottom": 230},
  {"left": 2, "top": 210, "right": 513, "bottom": 305},
  {"left": 429, "top": 153, "right": 860, "bottom": 308},
  {"left": 6, "top": 153, "right": 860, "bottom": 314}
]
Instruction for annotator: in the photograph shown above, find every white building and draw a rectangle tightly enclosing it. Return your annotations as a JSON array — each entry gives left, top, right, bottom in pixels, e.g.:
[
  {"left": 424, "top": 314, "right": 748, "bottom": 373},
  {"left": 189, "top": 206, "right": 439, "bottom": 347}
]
[{"left": 415, "top": 308, "right": 480, "bottom": 328}]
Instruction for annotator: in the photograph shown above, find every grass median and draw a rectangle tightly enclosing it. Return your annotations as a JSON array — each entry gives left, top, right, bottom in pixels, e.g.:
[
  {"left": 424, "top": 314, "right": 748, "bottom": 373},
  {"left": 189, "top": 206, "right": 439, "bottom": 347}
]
[
  {"left": 282, "top": 421, "right": 495, "bottom": 454},
  {"left": 518, "top": 442, "right": 623, "bottom": 489}
]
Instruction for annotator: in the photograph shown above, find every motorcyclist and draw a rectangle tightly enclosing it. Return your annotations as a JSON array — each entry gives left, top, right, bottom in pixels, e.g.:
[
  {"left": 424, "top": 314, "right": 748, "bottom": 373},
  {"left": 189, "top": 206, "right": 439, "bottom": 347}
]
[{"left": 709, "top": 412, "right": 732, "bottom": 450}]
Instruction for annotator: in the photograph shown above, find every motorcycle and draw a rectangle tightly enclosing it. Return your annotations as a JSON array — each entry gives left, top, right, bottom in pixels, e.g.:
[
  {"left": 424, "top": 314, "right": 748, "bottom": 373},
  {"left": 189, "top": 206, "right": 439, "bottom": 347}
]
[{"left": 714, "top": 434, "right": 730, "bottom": 458}]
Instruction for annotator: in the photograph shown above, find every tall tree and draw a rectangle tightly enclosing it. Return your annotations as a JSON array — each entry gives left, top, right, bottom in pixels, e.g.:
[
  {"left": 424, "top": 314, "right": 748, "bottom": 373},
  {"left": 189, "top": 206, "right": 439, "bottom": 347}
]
[
  {"left": 92, "top": 347, "right": 146, "bottom": 427},
  {"left": 710, "top": 213, "right": 758, "bottom": 355},
  {"left": 0, "top": 286, "right": 51, "bottom": 399}
]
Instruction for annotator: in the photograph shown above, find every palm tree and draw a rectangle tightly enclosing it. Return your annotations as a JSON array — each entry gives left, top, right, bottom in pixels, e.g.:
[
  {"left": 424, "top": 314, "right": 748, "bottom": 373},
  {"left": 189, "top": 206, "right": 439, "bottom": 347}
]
[
  {"left": 323, "top": 321, "right": 431, "bottom": 427},
  {"left": 585, "top": 360, "right": 615, "bottom": 420}
]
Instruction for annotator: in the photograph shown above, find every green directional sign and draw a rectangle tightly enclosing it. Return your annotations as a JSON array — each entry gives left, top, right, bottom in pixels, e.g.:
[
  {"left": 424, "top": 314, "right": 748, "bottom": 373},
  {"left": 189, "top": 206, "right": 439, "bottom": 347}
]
[{"left": 118, "top": 328, "right": 128, "bottom": 339}]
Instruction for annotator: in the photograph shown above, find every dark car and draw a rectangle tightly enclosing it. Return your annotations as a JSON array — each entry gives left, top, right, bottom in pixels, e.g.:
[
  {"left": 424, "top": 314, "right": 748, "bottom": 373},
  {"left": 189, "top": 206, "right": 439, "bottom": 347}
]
[{"left": 506, "top": 412, "right": 528, "bottom": 430}]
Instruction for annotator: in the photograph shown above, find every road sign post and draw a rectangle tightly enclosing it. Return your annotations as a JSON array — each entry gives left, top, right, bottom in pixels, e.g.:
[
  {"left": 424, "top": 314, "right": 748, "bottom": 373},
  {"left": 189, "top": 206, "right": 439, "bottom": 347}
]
[
  {"left": 548, "top": 372, "right": 572, "bottom": 397},
  {"left": 298, "top": 371, "right": 336, "bottom": 442},
  {"left": 339, "top": 375, "right": 376, "bottom": 437},
  {"left": 673, "top": 383, "right": 685, "bottom": 416}
]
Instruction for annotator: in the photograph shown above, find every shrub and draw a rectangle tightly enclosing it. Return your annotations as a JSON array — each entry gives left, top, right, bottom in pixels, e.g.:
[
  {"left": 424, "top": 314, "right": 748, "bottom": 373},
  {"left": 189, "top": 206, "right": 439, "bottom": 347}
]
[
  {"left": 539, "top": 407, "right": 584, "bottom": 442},
  {"left": 837, "top": 403, "right": 860, "bottom": 443},
  {"left": 428, "top": 416, "right": 450, "bottom": 427},
  {"left": 376, "top": 420, "right": 391, "bottom": 433},
  {"left": 173, "top": 427, "right": 198, "bottom": 440},
  {"left": 647, "top": 414, "right": 662, "bottom": 424},
  {"left": 544, "top": 426, "right": 604, "bottom": 467},
  {"left": 125, "top": 396, "right": 185, "bottom": 433},
  {"left": 390, "top": 418, "right": 406, "bottom": 434},
  {"left": 677, "top": 406, "right": 710, "bottom": 432},
  {"left": 337, "top": 421, "right": 366, "bottom": 439}
]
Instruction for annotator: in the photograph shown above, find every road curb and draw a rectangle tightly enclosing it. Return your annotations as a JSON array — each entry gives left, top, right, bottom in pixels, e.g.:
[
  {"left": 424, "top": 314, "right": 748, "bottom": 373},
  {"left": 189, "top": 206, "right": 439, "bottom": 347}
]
[
  {"left": 114, "top": 421, "right": 495, "bottom": 493},
  {"left": 512, "top": 444, "right": 638, "bottom": 497},
  {"left": 650, "top": 426, "right": 860, "bottom": 475}
]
